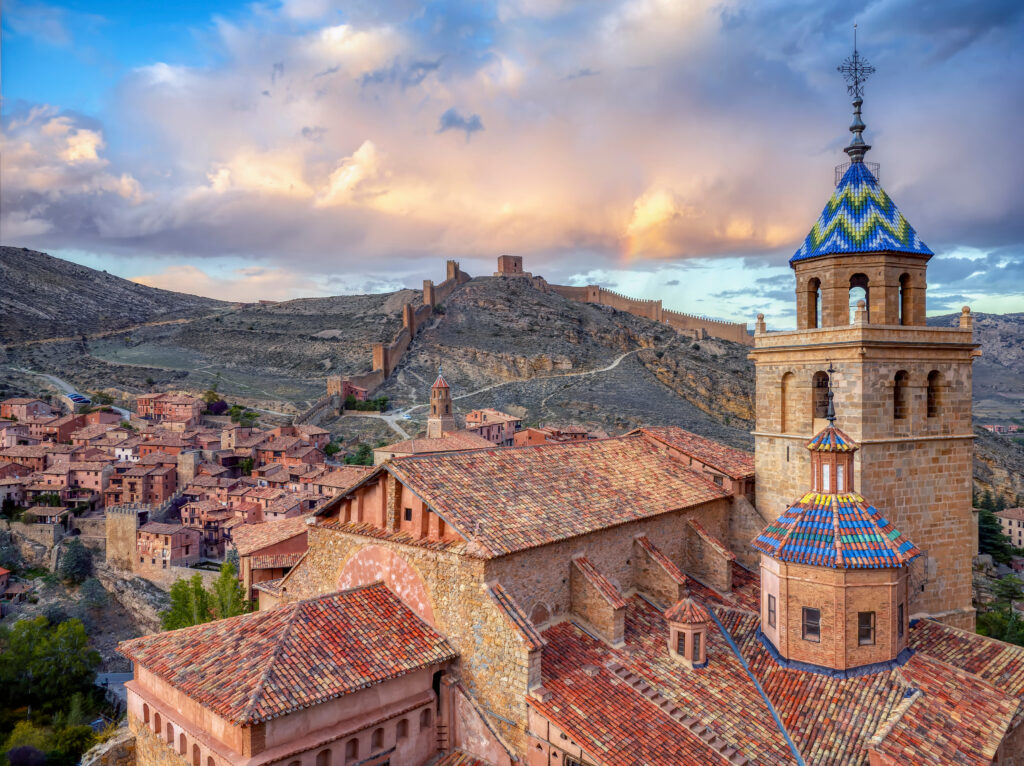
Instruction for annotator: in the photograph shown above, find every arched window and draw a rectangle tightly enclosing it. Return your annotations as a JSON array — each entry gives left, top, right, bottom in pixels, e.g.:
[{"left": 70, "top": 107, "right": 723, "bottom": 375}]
[
  {"left": 143, "top": 704, "right": 150, "bottom": 726},
  {"left": 899, "top": 273, "right": 911, "bottom": 325},
  {"left": 207, "top": 758, "right": 215, "bottom": 766},
  {"left": 316, "top": 749, "right": 331, "bottom": 766},
  {"left": 371, "top": 728, "right": 384, "bottom": 750},
  {"left": 781, "top": 372, "right": 796, "bottom": 433},
  {"left": 192, "top": 744, "right": 200, "bottom": 766},
  {"left": 894, "top": 371, "right": 909, "bottom": 420},
  {"left": 154, "top": 714, "right": 162, "bottom": 738},
  {"left": 419, "top": 708, "right": 432, "bottom": 731},
  {"left": 812, "top": 371, "right": 830, "bottom": 420},
  {"left": 849, "top": 273, "right": 869, "bottom": 324},
  {"left": 396, "top": 719, "right": 409, "bottom": 741},
  {"left": 529, "top": 602, "right": 550, "bottom": 625},
  {"left": 927, "top": 370, "right": 942, "bottom": 418},
  {"left": 805, "top": 277, "right": 822, "bottom": 329},
  {"left": 345, "top": 739, "right": 359, "bottom": 762},
  {"left": 179, "top": 733, "right": 187, "bottom": 755},
  {"left": 166, "top": 722, "right": 174, "bottom": 745}
]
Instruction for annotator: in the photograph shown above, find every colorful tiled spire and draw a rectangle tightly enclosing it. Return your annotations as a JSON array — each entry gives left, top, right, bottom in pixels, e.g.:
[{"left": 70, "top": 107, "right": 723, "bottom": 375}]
[
  {"left": 432, "top": 364, "right": 450, "bottom": 389},
  {"left": 791, "top": 33, "right": 933, "bottom": 264}
]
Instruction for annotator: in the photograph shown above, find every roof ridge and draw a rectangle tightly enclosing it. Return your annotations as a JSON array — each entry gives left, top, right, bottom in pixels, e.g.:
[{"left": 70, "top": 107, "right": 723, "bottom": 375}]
[{"left": 238, "top": 601, "right": 305, "bottom": 724}]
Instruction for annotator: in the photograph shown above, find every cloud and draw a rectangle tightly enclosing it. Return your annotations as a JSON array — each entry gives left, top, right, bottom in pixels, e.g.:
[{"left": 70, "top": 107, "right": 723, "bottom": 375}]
[
  {"left": 132, "top": 264, "right": 329, "bottom": 303},
  {"left": 0, "top": 0, "right": 1021, "bottom": 314},
  {"left": 436, "top": 108, "right": 485, "bottom": 140},
  {"left": 3, "top": 1, "right": 73, "bottom": 46}
]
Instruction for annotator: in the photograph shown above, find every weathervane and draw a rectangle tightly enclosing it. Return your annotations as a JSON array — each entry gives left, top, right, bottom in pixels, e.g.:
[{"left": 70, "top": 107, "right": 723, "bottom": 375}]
[
  {"left": 837, "top": 25, "right": 874, "bottom": 164},
  {"left": 826, "top": 361, "right": 837, "bottom": 426}
]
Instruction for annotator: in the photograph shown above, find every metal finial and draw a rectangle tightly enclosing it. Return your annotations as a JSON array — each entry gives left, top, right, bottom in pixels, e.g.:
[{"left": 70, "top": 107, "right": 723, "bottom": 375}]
[
  {"left": 837, "top": 25, "right": 875, "bottom": 163},
  {"left": 826, "top": 361, "right": 837, "bottom": 426}
]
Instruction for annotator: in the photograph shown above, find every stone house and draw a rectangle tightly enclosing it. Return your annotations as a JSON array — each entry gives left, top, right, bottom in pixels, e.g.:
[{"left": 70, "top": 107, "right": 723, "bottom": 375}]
[
  {"left": 135, "top": 393, "right": 203, "bottom": 427},
  {"left": 0, "top": 398, "right": 55, "bottom": 421},
  {"left": 995, "top": 508, "right": 1024, "bottom": 550},
  {"left": 104, "top": 464, "right": 177, "bottom": 507},
  {"left": 464, "top": 409, "right": 522, "bottom": 446},
  {"left": 0, "top": 445, "right": 49, "bottom": 473},
  {"left": 136, "top": 522, "right": 201, "bottom": 570},
  {"left": 230, "top": 514, "right": 310, "bottom": 601}
]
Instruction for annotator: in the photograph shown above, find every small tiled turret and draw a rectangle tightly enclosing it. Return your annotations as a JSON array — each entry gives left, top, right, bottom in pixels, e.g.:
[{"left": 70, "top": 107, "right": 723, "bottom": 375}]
[
  {"left": 426, "top": 367, "right": 457, "bottom": 439},
  {"left": 665, "top": 597, "right": 712, "bottom": 668},
  {"left": 752, "top": 372, "right": 922, "bottom": 674}
]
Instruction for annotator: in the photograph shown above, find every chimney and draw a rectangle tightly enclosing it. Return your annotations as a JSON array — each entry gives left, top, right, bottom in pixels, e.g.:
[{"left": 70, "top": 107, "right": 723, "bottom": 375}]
[{"left": 664, "top": 597, "right": 712, "bottom": 668}]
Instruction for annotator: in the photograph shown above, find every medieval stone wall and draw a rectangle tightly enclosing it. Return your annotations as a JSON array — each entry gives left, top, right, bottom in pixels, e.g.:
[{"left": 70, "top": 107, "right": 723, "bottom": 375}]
[{"left": 106, "top": 506, "right": 140, "bottom": 572}]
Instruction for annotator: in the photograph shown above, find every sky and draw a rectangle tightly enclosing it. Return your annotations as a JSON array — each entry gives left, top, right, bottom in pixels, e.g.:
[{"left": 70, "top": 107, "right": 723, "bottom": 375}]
[{"left": 2, "top": 0, "right": 1023, "bottom": 327}]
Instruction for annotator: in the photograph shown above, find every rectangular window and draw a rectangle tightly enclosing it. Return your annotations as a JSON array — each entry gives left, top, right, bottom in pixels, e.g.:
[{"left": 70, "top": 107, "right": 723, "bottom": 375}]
[
  {"left": 677, "top": 633, "right": 685, "bottom": 654},
  {"left": 692, "top": 632, "right": 701, "bottom": 659},
  {"left": 836, "top": 464, "right": 844, "bottom": 493},
  {"left": 767, "top": 594, "right": 777, "bottom": 629},
  {"left": 858, "top": 611, "right": 875, "bottom": 645},
  {"left": 404, "top": 507, "right": 413, "bottom": 522},
  {"left": 898, "top": 604, "right": 904, "bottom": 639},
  {"left": 802, "top": 607, "right": 820, "bottom": 642},
  {"left": 821, "top": 464, "right": 830, "bottom": 492}
]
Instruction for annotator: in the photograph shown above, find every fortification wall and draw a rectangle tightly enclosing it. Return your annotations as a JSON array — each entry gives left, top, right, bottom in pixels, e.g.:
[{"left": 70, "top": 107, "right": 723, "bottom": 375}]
[
  {"left": 546, "top": 279, "right": 751, "bottom": 345},
  {"left": 294, "top": 261, "right": 472, "bottom": 425}
]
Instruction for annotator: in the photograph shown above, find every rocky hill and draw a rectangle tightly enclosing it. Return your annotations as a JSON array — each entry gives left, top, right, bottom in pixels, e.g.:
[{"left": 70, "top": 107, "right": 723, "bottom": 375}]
[{"left": 0, "top": 246, "right": 226, "bottom": 343}]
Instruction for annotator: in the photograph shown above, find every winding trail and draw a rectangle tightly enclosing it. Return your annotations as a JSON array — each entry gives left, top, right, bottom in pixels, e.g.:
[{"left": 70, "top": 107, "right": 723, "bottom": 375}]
[{"left": 5, "top": 366, "right": 132, "bottom": 418}]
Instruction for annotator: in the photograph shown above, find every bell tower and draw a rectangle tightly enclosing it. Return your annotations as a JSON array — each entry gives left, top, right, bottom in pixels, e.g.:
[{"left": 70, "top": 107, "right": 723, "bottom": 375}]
[
  {"left": 426, "top": 368, "right": 457, "bottom": 439},
  {"left": 750, "top": 39, "right": 978, "bottom": 629}
]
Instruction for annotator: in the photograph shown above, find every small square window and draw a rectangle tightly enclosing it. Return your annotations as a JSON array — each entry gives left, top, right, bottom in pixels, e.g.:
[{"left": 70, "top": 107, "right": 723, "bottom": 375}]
[
  {"left": 858, "top": 611, "right": 875, "bottom": 645},
  {"left": 802, "top": 607, "right": 820, "bottom": 642},
  {"left": 767, "top": 594, "right": 777, "bottom": 629},
  {"left": 712, "top": 475, "right": 723, "bottom": 487},
  {"left": 404, "top": 507, "right": 413, "bottom": 522}
]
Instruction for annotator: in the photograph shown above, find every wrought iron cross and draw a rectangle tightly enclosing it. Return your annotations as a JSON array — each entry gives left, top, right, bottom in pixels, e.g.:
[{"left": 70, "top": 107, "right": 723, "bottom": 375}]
[{"left": 837, "top": 25, "right": 875, "bottom": 98}]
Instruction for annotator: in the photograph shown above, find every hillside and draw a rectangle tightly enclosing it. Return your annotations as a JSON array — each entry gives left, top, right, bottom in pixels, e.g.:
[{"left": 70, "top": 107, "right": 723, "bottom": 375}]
[{"left": 0, "top": 247, "right": 226, "bottom": 343}]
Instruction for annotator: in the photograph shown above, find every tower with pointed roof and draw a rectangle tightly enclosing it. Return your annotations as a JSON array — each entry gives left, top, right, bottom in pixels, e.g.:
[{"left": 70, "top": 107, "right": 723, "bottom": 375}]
[
  {"left": 426, "top": 367, "right": 457, "bottom": 439},
  {"left": 750, "top": 39, "right": 977, "bottom": 629}
]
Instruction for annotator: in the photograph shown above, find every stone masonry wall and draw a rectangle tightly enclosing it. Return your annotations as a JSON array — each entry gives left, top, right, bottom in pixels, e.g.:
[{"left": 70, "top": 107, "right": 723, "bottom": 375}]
[
  {"left": 279, "top": 526, "right": 533, "bottom": 753},
  {"left": 82, "top": 728, "right": 136, "bottom": 766}
]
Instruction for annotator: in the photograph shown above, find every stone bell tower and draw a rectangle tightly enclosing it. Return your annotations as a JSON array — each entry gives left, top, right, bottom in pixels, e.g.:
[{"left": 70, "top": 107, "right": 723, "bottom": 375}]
[
  {"left": 426, "top": 368, "right": 457, "bottom": 439},
  {"left": 750, "top": 42, "right": 978, "bottom": 629}
]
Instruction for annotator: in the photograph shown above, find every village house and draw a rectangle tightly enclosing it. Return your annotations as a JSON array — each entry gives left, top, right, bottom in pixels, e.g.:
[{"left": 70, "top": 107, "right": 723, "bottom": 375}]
[
  {"left": 230, "top": 514, "right": 311, "bottom": 602},
  {"left": 995, "top": 507, "right": 1024, "bottom": 550},
  {"left": 0, "top": 420, "right": 35, "bottom": 448},
  {"left": 0, "top": 397, "right": 55, "bottom": 421},
  {"left": 135, "top": 393, "right": 204, "bottom": 427},
  {"left": 0, "top": 445, "right": 49, "bottom": 473},
  {"left": 464, "top": 408, "right": 523, "bottom": 446},
  {"left": 104, "top": 463, "right": 177, "bottom": 508},
  {"left": 136, "top": 522, "right": 201, "bottom": 570},
  {"left": 512, "top": 424, "right": 605, "bottom": 446},
  {"left": 181, "top": 499, "right": 234, "bottom": 559}
]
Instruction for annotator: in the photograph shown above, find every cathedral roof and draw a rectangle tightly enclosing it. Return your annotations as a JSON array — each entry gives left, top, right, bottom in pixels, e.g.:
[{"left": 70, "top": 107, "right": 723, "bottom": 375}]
[
  {"left": 118, "top": 582, "right": 455, "bottom": 724},
  {"left": 806, "top": 425, "right": 857, "bottom": 452},
  {"left": 752, "top": 492, "right": 921, "bottom": 569},
  {"left": 791, "top": 162, "right": 932, "bottom": 263}
]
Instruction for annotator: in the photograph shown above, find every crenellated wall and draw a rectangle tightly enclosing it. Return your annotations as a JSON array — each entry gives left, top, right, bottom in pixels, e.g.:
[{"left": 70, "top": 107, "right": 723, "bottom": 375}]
[{"left": 546, "top": 279, "right": 751, "bottom": 345}]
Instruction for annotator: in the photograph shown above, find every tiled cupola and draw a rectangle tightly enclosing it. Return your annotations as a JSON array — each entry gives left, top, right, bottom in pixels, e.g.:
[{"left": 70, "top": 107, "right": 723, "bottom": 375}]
[
  {"left": 664, "top": 597, "right": 712, "bottom": 668},
  {"left": 752, "top": 401, "right": 922, "bottom": 675}
]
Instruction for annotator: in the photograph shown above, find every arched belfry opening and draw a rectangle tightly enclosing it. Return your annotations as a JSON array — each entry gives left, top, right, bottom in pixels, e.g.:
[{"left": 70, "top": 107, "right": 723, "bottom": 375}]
[{"left": 849, "top": 274, "right": 869, "bottom": 324}]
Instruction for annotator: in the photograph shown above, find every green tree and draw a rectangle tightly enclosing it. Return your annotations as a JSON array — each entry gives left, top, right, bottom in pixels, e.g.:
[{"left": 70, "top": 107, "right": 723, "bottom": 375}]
[
  {"left": 79, "top": 578, "right": 108, "bottom": 610},
  {"left": 3, "top": 722, "right": 51, "bottom": 754},
  {"left": 324, "top": 441, "right": 341, "bottom": 457},
  {"left": 238, "top": 458, "right": 254, "bottom": 476},
  {"left": 211, "top": 562, "right": 249, "bottom": 620},
  {"left": 978, "top": 506, "right": 1015, "bottom": 564},
  {"left": 0, "top": 617, "right": 100, "bottom": 711},
  {"left": 161, "top": 574, "right": 213, "bottom": 630},
  {"left": 58, "top": 539, "right": 93, "bottom": 584},
  {"left": 344, "top": 443, "right": 374, "bottom": 466},
  {"left": 992, "top": 574, "right": 1024, "bottom": 607},
  {"left": 49, "top": 725, "right": 96, "bottom": 766},
  {"left": 979, "top": 490, "right": 995, "bottom": 511},
  {"left": 202, "top": 386, "right": 220, "bottom": 405}
]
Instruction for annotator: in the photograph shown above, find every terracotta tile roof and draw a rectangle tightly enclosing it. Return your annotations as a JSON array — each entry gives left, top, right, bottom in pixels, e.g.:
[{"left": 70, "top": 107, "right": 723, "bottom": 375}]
[
  {"left": 231, "top": 515, "right": 310, "bottom": 555},
  {"left": 252, "top": 577, "right": 284, "bottom": 596},
  {"left": 873, "top": 654, "right": 1016, "bottom": 765},
  {"left": 722, "top": 609, "right": 1024, "bottom": 765},
  {"left": 806, "top": 426, "right": 857, "bottom": 452},
  {"left": 432, "top": 373, "right": 450, "bottom": 389},
  {"left": 250, "top": 552, "right": 304, "bottom": 570},
  {"left": 532, "top": 596, "right": 795, "bottom": 765},
  {"left": 636, "top": 427, "right": 754, "bottom": 479},
  {"left": 752, "top": 492, "right": 921, "bottom": 569},
  {"left": 311, "top": 466, "right": 373, "bottom": 490},
  {"left": 378, "top": 430, "right": 494, "bottom": 457},
  {"left": 573, "top": 556, "right": 627, "bottom": 609},
  {"left": 118, "top": 583, "right": 456, "bottom": 724},
  {"left": 385, "top": 435, "right": 728, "bottom": 557},
  {"left": 488, "top": 583, "right": 545, "bottom": 651},
  {"left": 664, "top": 597, "right": 712, "bottom": 624},
  {"left": 689, "top": 519, "right": 736, "bottom": 561},
  {"left": 995, "top": 507, "right": 1024, "bottom": 523},
  {"left": 139, "top": 522, "right": 187, "bottom": 535}
]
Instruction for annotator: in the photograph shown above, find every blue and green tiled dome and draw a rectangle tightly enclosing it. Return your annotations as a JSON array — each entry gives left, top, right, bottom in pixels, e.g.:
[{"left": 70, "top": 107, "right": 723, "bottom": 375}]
[
  {"left": 752, "top": 492, "right": 922, "bottom": 569},
  {"left": 791, "top": 162, "right": 933, "bottom": 263}
]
